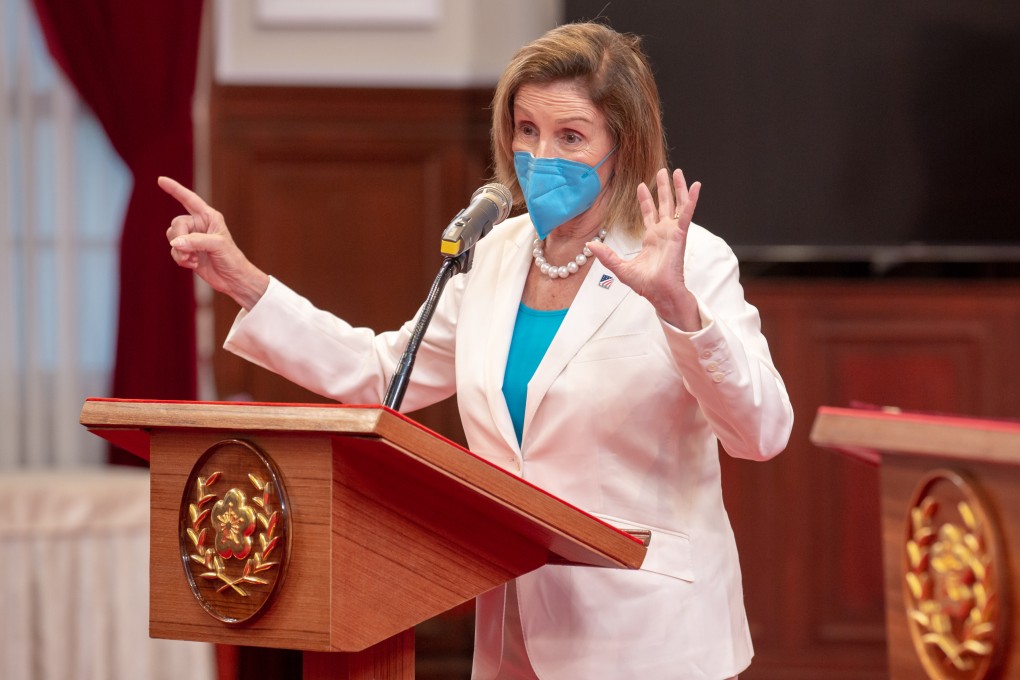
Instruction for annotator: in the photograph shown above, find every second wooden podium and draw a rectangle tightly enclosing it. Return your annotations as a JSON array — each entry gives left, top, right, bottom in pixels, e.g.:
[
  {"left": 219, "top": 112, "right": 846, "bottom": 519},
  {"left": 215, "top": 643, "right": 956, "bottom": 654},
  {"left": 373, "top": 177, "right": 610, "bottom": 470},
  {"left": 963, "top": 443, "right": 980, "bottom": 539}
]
[
  {"left": 811, "top": 406, "right": 1020, "bottom": 680},
  {"left": 80, "top": 398, "right": 647, "bottom": 679}
]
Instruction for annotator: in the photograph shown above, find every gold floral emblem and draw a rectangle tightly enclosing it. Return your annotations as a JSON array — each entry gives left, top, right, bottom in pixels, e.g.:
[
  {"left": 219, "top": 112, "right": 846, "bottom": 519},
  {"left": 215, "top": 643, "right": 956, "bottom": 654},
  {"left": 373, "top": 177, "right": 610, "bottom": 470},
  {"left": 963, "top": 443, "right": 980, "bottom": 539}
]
[
  {"left": 904, "top": 470, "right": 1005, "bottom": 680},
  {"left": 212, "top": 488, "right": 256, "bottom": 559},
  {"left": 179, "top": 439, "right": 289, "bottom": 623}
]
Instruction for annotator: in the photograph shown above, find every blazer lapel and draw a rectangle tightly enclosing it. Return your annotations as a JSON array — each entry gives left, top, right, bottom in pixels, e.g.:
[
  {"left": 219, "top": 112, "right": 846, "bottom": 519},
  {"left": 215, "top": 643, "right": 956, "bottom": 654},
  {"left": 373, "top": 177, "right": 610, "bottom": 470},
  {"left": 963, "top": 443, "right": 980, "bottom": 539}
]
[
  {"left": 483, "top": 228, "right": 533, "bottom": 454},
  {"left": 523, "top": 230, "right": 641, "bottom": 435}
]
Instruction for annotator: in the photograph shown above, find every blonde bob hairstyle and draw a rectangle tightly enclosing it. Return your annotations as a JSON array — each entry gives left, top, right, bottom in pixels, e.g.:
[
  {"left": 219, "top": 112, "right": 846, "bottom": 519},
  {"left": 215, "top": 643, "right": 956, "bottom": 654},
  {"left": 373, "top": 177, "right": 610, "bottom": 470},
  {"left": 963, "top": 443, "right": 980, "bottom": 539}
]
[{"left": 491, "top": 22, "right": 669, "bottom": 237}]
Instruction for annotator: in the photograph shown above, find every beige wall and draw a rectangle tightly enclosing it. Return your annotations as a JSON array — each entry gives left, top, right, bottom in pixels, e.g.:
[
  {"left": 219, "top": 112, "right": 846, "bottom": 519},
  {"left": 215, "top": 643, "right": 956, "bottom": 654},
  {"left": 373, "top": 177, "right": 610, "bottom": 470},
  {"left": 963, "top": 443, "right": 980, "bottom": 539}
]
[{"left": 215, "top": 0, "right": 564, "bottom": 87}]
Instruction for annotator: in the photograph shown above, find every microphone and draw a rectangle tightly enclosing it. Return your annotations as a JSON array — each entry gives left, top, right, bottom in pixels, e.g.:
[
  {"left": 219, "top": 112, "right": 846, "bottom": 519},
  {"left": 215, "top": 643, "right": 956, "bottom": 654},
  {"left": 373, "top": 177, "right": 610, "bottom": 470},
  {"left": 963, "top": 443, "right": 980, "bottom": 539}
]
[{"left": 440, "top": 183, "right": 513, "bottom": 257}]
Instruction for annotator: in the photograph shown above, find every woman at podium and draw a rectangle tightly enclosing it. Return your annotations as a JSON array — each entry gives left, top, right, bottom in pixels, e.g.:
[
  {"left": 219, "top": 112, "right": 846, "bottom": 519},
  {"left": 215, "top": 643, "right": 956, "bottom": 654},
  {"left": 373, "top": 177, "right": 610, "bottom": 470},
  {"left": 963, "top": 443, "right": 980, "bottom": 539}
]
[{"left": 161, "top": 21, "right": 793, "bottom": 680}]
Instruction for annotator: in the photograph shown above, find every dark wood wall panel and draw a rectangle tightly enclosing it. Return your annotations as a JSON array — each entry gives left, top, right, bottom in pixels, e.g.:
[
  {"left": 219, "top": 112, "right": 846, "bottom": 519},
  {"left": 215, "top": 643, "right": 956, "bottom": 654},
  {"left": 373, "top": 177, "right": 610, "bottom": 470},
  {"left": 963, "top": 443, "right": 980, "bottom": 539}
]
[
  {"left": 729, "top": 280, "right": 1020, "bottom": 679},
  {"left": 209, "top": 85, "right": 492, "bottom": 443},
  {"left": 207, "top": 84, "right": 1020, "bottom": 679}
]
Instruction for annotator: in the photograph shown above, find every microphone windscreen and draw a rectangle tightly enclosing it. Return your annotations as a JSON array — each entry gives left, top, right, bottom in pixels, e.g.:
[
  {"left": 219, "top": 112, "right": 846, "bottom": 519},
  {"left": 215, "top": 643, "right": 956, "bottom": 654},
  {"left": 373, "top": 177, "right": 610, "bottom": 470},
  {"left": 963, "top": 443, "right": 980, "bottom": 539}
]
[{"left": 474, "top": 183, "right": 513, "bottom": 225}]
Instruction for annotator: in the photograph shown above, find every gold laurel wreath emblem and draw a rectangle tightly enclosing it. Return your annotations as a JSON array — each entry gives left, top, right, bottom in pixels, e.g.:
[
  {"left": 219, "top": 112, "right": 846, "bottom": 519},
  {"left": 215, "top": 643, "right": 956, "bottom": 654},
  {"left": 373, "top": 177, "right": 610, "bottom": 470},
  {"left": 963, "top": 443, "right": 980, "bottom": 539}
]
[
  {"left": 904, "top": 494, "right": 996, "bottom": 673},
  {"left": 185, "top": 471, "right": 282, "bottom": 597}
]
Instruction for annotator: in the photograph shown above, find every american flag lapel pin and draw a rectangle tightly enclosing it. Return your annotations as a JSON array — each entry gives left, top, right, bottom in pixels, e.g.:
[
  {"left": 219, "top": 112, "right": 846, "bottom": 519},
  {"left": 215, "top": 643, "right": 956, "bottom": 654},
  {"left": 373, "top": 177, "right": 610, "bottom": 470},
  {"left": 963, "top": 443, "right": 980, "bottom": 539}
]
[{"left": 598, "top": 274, "right": 614, "bottom": 289}]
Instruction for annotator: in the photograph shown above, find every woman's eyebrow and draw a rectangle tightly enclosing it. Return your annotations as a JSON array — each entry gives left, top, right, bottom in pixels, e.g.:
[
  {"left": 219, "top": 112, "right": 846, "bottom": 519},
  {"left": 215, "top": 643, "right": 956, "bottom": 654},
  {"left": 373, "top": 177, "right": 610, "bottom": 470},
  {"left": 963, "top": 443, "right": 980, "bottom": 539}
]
[{"left": 513, "top": 102, "right": 596, "bottom": 127}]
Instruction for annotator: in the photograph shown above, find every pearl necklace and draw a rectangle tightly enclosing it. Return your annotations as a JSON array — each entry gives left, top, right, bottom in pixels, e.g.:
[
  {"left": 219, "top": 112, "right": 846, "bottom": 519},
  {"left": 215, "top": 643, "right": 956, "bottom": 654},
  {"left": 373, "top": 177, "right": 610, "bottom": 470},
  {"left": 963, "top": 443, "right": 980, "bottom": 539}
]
[{"left": 532, "top": 229, "right": 607, "bottom": 279}]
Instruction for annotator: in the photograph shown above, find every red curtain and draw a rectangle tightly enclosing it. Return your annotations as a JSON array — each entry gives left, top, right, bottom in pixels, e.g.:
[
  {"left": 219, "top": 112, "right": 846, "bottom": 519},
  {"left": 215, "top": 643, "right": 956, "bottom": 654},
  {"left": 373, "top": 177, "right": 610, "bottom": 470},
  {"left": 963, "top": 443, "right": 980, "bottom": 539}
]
[{"left": 32, "top": 1, "right": 204, "bottom": 461}]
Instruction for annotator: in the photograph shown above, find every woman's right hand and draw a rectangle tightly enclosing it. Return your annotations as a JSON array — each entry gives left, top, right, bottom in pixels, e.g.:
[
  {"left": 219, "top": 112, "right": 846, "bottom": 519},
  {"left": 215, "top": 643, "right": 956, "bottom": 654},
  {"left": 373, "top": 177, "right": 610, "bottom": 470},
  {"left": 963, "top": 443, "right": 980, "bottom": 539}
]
[{"left": 159, "top": 176, "right": 269, "bottom": 311}]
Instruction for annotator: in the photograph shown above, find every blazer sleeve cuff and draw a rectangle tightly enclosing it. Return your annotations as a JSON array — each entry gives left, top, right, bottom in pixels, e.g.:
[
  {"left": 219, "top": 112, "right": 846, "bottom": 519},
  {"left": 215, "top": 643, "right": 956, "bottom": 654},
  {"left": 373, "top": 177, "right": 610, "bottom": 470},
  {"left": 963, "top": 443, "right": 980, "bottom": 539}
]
[
  {"left": 657, "top": 295, "right": 734, "bottom": 385},
  {"left": 225, "top": 275, "right": 298, "bottom": 354}
]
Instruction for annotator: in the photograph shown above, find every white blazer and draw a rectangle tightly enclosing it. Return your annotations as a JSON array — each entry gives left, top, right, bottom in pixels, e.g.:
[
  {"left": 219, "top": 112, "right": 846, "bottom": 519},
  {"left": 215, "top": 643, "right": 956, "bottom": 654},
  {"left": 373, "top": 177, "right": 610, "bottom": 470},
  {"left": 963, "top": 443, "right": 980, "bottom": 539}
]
[{"left": 225, "top": 214, "right": 794, "bottom": 679}]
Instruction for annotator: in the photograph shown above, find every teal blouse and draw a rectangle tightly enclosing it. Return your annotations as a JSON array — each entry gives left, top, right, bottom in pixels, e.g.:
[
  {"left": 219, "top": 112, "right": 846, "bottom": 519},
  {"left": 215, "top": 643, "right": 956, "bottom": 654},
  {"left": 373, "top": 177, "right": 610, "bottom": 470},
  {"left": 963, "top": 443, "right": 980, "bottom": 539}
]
[{"left": 501, "top": 303, "right": 567, "bottom": 445}]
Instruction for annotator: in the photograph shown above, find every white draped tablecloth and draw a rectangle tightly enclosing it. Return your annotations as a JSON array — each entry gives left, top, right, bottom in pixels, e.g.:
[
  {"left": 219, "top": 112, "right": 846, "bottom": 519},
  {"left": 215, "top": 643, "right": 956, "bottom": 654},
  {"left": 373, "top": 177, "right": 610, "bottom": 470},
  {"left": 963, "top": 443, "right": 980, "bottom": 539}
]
[{"left": 0, "top": 467, "right": 216, "bottom": 680}]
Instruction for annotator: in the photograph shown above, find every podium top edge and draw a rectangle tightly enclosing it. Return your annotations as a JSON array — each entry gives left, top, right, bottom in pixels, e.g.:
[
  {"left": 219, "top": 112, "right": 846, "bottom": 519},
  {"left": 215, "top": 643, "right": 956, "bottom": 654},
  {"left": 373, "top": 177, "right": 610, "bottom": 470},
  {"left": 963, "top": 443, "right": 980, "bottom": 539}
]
[
  {"left": 810, "top": 406, "right": 1020, "bottom": 466},
  {"left": 80, "top": 398, "right": 392, "bottom": 435},
  {"left": 814, "top": 406, "right": 1020, "bottom": 433}
]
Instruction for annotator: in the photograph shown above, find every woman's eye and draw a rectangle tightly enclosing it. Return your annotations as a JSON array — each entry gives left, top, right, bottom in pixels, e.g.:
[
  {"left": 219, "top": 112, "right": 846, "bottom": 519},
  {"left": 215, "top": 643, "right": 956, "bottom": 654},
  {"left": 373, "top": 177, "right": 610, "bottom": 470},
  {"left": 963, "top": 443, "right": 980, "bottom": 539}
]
[
  {"left": 563, "top": 132, "right": 582, "bottom": 145},
  {"left": 517, "top": 123, "right": 536, "bottom": 137}
]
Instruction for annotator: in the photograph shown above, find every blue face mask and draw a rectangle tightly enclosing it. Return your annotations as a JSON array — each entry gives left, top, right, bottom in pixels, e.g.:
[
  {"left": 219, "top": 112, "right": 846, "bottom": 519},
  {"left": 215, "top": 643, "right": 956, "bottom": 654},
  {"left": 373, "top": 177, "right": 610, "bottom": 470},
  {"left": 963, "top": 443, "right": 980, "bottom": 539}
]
[{"left": 514, "top": 147, "right": 616, "bottom": 239}]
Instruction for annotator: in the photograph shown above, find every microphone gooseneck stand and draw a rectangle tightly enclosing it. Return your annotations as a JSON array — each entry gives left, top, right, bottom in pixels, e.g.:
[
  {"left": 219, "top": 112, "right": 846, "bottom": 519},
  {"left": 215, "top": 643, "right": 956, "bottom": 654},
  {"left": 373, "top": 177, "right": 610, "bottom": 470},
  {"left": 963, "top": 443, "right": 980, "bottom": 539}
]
[{"left": 382, "top": 250, "right": 473, "bottom": 411}]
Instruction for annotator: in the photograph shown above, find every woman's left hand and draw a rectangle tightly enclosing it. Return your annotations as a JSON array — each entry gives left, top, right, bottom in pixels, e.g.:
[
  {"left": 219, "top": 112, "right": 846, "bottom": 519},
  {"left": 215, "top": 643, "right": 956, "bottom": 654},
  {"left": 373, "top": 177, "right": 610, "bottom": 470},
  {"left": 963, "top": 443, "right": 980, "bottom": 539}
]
[{"left": 587, "top": 168, "right": 702, "bottom": 330}]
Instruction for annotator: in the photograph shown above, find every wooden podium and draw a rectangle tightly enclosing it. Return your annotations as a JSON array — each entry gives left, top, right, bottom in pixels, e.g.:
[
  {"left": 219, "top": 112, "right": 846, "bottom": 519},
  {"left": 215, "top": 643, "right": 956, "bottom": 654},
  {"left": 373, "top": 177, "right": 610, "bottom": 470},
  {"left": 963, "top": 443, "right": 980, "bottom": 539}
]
[
  {"left": 811, "top": 406, "right": 1020, "bottom": 680},
  {"left": 80, "top": 398, "right": 647, "bottom": 679}
]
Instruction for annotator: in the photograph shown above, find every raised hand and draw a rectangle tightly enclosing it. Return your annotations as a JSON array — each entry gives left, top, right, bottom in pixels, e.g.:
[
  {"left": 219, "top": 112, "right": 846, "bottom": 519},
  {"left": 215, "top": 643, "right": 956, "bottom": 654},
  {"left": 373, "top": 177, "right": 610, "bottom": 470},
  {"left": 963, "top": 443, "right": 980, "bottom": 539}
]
[
  {"left": 159, "top": 176, "right": 269, "bottom": 310},
  {"left": 587, "top": 168, "right": 702, "bottom": 330}
]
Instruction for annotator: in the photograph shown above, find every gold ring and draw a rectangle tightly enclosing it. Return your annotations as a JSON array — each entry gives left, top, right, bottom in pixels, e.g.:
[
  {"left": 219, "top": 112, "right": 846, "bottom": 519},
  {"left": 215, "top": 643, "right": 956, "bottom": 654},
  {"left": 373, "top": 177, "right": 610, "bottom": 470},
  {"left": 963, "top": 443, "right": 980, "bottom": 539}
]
[{"left": 672, "top": 208, "right": 681, "bottom": 220}]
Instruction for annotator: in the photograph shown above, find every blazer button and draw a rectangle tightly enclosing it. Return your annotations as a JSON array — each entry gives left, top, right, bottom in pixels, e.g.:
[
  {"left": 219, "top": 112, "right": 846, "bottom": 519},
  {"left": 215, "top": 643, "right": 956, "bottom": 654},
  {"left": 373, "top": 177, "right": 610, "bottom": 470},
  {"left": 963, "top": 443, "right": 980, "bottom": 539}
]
[
  {"left": 706, "top": 362, "right": 718, "bottom": 372},
  {"left": 700, "top": 350, "right": 712, "bottom": 360},
  {"left": 712, "top": 372, "right": 725, "bottom": 383}
]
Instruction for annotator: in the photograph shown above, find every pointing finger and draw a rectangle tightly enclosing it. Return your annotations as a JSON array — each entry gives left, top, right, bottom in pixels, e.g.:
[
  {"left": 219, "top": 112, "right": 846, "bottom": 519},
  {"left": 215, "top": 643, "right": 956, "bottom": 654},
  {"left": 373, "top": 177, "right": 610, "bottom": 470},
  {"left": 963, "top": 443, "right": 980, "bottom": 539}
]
[{"left": 158, "top": 176, "right": 211, "bottom": 217}]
